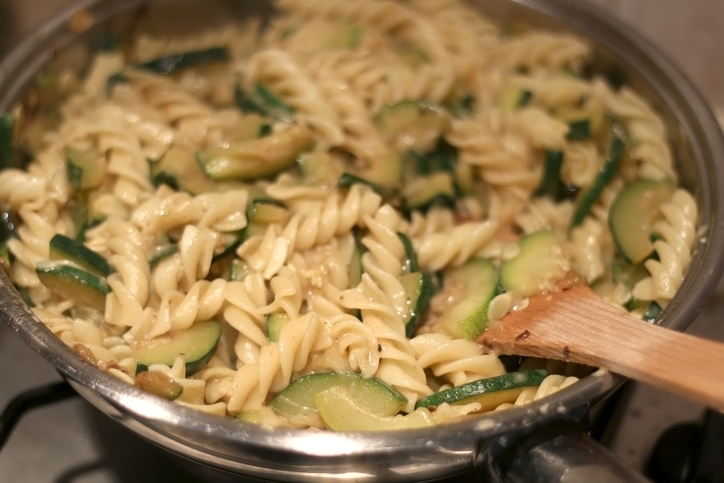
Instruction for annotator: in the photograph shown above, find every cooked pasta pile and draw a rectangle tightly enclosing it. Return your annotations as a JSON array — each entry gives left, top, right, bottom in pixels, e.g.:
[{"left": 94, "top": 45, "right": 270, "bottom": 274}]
[{"left": 0, "top": 0, "right": 698, "bottom": 430}]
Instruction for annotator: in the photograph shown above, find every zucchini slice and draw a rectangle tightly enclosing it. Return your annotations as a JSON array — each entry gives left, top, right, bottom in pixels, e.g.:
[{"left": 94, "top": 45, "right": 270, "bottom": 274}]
[
  {"left": 243, "top": 199, "right": 290, "bottom": 239},
  {"left": 197, "top": 125, "right": 314, "bottom": 181},
  {"left": 403, "top": 172, "right": 456, "bottom": 211},
  {"left": 133, "top": 320, "right": 222, "bottom": 376},
  {"left": 409, "top": 141, "right": 457, "bottom": 176},
  {"left": 267, "top": 312, "right": 290, "bottom": 342},
  {"left": 137, "top": 47, "right": 229, "bottom": 76},
  {"left": 235, "top": 83, "right": 295, "bottom": 123},
  {"left": 49, "top": 234, "right": 113, "bottom": 277},
  {"left": 108, "top": 47, "right": 230, "bottom": 93},
  {"left": 149, "top": 244, "right": 179, "bottom": 268},
  {"left": 415, "top": 369, "right": 548, "bottom": 411},
  {"left": 229, "top": 258, "right": 251, "bottom": 281},
  {"left": 1, "top": 112, "right": 15, "bottom": 169},
  {"left": 231, "top": 113, "right": 273, "bottom": 142},
  {"left": 642, "top": 302, "right": 662, "bottom": 322},
  {"left": 498, "top": 86, "right": 532, "bottom": 112},
  {"left": 436, "top": 258, "right": 498, "bottom": 340},
  {"left": 570, "top": 134, "right": 626, "bottom": 229},
  {"left": 374, "top": 100, "right": 448, "bottom": 153},
  {"left": 66, "top": 147, "right": 106, "bottom": 190},
  {"left": 566, "top": 119, "right": 591, "bottom": 141},
  {"left": 66, "top": 197, "right": 90, "bottom": 240},
  {"left": 499, "top": 230, "right": 568, "bottom": 298},
  {"left": 269, "top": 372, "right": 407, "bottom": 427},
  {"left": 297, "top": 151, "right": 342, "bottom": 188},
  {"left": 401, "top": 271, "right": 433, "bottom": 337},
  {"left": 35, "top": 262, "right": 111, "bottom": 312},
  {"left": 213, "top": 200, "right": 288, "bottom": 264},
  {"left": 609, "top": 179, "right": 676, "bottom": 264},
  {"left": 347, "top": 229, "right": 364, "bottom": 288},
  {"left": 535, "top": 150, "right": 565, "bottom": 200},
  {"left": 397, "top": 232, "right": 419, "bottom": 274},
  {"left": 315, "top": 386, "right": 431, "bottom": 431},
  {"left": 337, "top": 172, "right": 395, "bottom": 197},
  {"left": 151, "top": 146, "right": 252, "bottom": 195}
]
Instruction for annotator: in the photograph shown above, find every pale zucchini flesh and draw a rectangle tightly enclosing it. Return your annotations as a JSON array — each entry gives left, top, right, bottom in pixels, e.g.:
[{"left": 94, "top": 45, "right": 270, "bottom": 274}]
[
  {"left": 35, "top": 261, "right": 110, "bottom": 312},
  {"left": 133, "top": 320, "right": 222, "bottom": 376},
  {"left": 436, "top": 258, "right": 497, "bottom": 340},
  {"left": 66, "top": 147, "right": 106, "bottom": 190},
  {"left": 269, "top": 372, "right": 407, "bottom": 426},
  {"left": 196, "top": 125, "right": 313, "bottom": 181},
  {"left": 315, "top": 386, "right": 432, "bottom": 431},
  {"left": 609, "top": 179, "right": 676, "bottom": 264},
  {"left": 267, "top": 312, "right": 290, "bottom": 342},
  {"left": 499, "top": 230, "right": 568, "bottom": 298}
]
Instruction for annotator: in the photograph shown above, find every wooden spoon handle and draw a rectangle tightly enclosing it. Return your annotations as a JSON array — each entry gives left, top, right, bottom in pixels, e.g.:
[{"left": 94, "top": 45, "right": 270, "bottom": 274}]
[{"left": 480, "top": 284, "right": 724, "bottom": 410}]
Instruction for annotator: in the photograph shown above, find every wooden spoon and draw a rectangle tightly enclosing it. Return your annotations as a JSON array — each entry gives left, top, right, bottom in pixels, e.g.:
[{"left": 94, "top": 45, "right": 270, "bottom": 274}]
[{"left": 478, "top": 281, "right": 724, "bottom": 411}]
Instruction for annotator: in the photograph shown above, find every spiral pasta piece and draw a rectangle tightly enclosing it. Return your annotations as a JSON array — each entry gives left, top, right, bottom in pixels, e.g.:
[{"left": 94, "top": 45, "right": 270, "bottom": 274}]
[
  {"left": 276, "top": 0, "right": 455, "bottom": 102},
  {"left": 489, "top": 31, "right": 590, "bottom": 73},
  {"left": 246, "top": 49, "right": 345, "bottom": 145},
  {"left": 633, "top": 189, "right": 697, "bottom": 306},
  {"left": 411, "top": 333, "right": 505, "bottom": 387},
  {"left": 446, "top": 113, "right": 540, "bottom": 213},
  {"left": 592, "top": 81, "right": 677, "bottom": 181},
  {"left": 365, "top": 315, "right": 431, "bottom": 411},
  {"left": 412, "top": 218, "right": 497, "bottom": 272},
  {"left": 237, "top": 184, "right": 381, "bottom": 279}
]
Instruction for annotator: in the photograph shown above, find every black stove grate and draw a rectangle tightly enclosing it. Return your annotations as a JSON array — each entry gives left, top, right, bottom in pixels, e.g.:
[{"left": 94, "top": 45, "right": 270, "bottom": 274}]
[{"left": 0, "top": 380, "right": 77, "bottom": 452}]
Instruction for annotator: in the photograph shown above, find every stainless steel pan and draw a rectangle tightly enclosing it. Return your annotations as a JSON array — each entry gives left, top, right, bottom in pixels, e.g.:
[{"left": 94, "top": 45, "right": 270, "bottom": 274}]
[{"left": 1, "top": 0, "right": 723, "bottom": 481}]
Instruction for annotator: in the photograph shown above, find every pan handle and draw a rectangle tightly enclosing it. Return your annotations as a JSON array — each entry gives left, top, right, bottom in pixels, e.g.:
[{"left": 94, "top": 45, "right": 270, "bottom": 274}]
[
  {"left": 482, "top": 404, "right": 650, "bottom": 482},
  {"left": 500, "top": 431, "right": 650, "bottom": 483}
]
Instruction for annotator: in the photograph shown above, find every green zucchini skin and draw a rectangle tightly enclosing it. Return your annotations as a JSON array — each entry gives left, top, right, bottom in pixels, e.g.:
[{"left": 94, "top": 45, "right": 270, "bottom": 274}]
[
  {"left": 0, "top": 112, "right": 14, "bottom": 169},
  {"left": 415, "top": 369, "right": 547, "bottom": 410},
  {"left": 570, "top": 135, "right": 626, "bottom": 229},
  {"left": 151, "top": 145, "right": 252, "bottom": 196},
  {"left": 49, "top": 233, "right": 113, "bottom": 277},
  {"left": 66, "top": 147, "right": 105, "bottom": 191},
  {"left": 397, "top": 232, "right": 419, "bottom": 274},
  {"left": 235, "top": 84, "right": 295, "bottom": 122},
  {"left": 401, "top": 271, "right": 433, "bottom": 337},
  {"left": 133, "top": 320, "right": 222, "bottom": 376},
  {"left": 566, "top": 119, "right": 591, "bottom": 141},
  {"left": 137, "top": 47, "right": 229, "bottom": 75},
  {"left": 196, "top": 125, "right": 314, "bottom": 181},
  {"left": 149, "top": 244, "right": 179, "bottom": 268},
  {"left": 535, "top": 150, "right": 565, "bottom": 200},
  {"left": 337, "top": 172, "right": 391, "bottom": 197},
  {"left": 35, "top": 262, "right": 111, "bottom": 313},
  {"left": 108, "top": 47, "right": 231, "bottom": 94}
]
